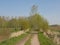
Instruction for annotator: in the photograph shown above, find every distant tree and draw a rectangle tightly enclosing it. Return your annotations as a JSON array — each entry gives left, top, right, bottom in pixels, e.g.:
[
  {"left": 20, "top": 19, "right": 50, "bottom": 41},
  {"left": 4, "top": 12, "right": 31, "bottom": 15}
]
[
  {"left": 30, "top": 5, "right": 38, "bottom": 15},
  {"left": 42, "top": 19, "right": 49, "bottom": 31},
  {"left": 0, "top": 16, "right": 7, "bottom": 28},
  {"left": 18, "top": 17, "right": 30, "bottom": 30},
  {"left": 8, "top": 18, "right": 18, "bottom": 28}
]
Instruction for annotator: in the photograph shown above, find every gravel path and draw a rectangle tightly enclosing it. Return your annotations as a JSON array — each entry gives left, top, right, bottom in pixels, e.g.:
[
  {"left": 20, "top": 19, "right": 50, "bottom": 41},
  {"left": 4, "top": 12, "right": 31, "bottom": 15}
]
[{"left": 31, "top": 34, "right": 40, "bottom": 45}]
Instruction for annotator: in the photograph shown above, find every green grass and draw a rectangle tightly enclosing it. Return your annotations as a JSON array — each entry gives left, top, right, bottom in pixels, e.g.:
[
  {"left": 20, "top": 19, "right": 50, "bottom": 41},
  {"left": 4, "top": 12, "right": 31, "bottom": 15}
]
[
  {"left": 24, "top": 35, "right": 32, "bottom": 45},
  {"left": 24, "top": 38, "right": 31, "bottom": 45},
  {"left": 38, "top": 32, "right": 56, "bottom": 45},
  {"left": 0, "top": 33, "right": 28, "bottom": 45}
]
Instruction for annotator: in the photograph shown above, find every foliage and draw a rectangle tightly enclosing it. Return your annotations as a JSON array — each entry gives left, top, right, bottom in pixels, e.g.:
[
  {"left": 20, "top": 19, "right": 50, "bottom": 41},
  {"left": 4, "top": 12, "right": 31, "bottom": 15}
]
[
  {"left": 18, "top": 17, "right": 30, "bottom": 30},
  {"left": 29, "top": 5, "right": 49, "bottom": 31},
  {"left": 0, "top": 16, "right": 30, "bottom": 30},
  {"left": 28, "top": 14, "right": 49, "bottom": 31}
]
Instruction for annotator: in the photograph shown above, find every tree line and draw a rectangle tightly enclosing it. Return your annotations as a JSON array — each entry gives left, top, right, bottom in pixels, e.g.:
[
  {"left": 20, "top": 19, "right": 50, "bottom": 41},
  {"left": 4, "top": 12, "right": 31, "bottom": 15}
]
[{"left": 0, "top": 13, "right": 49, "bottom": 31}]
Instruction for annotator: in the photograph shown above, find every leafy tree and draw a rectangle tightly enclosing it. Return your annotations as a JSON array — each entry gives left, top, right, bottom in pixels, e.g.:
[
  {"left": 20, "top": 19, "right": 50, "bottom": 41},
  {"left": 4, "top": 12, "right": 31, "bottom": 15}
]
[
  {"left": 8, "top": 18, "right": 18, "bottom": 28},
  {"left": 18, "top": 17, "right": 30, "bottom": 30},
  {"left": 29, "top": 5, "right": 49, "bottom": 31},
  {"left": 29, "top": 14, "right": 43, "bottom": 30},
  {"left": 42, "top": 19, "right": 49, "bottom": 31},
  {"left": 0, "top": 16, "right": 7, "bottom": 28}
]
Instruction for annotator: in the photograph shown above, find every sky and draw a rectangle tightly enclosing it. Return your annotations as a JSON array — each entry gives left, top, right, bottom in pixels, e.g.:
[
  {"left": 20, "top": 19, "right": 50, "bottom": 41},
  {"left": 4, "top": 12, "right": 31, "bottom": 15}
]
[{"left": 0, "top": 0, "right": 60, "bottom": 25}]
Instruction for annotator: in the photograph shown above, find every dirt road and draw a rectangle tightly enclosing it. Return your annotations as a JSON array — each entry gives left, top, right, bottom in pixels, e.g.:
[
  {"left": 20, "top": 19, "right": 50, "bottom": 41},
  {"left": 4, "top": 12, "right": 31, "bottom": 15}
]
[{"left": 31, "top": 34, "right": 40, "bottom": 45}]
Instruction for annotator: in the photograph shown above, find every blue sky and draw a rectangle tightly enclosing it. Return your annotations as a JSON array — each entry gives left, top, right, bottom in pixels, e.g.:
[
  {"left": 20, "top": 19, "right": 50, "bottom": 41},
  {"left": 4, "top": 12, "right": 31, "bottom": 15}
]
[{"left": 0, "top": 0, "right": 60, "bottom": 25}]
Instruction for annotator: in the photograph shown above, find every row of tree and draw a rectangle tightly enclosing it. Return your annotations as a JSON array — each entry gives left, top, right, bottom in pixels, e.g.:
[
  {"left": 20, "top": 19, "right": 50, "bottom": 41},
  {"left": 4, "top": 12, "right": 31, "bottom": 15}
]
[{"left": 0, "top": 13, "right": 49, "bottom": 31}]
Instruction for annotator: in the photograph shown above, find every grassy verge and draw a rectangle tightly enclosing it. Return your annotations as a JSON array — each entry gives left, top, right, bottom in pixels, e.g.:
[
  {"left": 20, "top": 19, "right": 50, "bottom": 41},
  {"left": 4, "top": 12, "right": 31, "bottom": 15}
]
[
  {"left": 0, "top": 33, "right": 28, "bottom": 45},
  {"left": 24, "top": 38, "right": 31, "bottom": 45},
  {"left": 38, "top": 32, "right": 56, "bottom": 45},
  {"left": 24, "top": 35, "right": 32, "bottom": 45}
]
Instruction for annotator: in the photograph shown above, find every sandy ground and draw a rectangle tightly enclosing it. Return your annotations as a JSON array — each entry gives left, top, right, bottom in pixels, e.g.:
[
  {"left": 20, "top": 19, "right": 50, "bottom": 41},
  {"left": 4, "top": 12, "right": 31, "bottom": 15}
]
[
  {"left": 10, "top": 29, "right": 29, "bottom": 38},
  {"left": 10, "top": 31, "right": 24, "bottom": 38},
  {"left": 16, "top": 34, "right": 31, "bottom": 45},
  {"left": 31, "top": 34, "right": 40, "bottom": 45}
]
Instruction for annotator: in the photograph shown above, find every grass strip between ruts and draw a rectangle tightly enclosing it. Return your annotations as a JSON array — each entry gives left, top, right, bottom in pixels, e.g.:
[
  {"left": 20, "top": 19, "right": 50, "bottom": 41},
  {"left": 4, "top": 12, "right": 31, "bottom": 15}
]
[{"left": 24, "top": 34, "right": 32, "bottom": 45}]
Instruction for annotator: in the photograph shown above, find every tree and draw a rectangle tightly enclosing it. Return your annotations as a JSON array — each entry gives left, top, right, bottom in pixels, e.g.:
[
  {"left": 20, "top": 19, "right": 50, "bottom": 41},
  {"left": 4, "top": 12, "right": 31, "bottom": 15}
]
[
  {"left": 8, "top": 18, "right": 18, "bottom": 28},
  {"left": 29, "top": 14, "right": 43, "bottom": 30},
  {"left": 0, "top": 28, "right": 11, "bottom": 42},
  {"left": 30, "top": 5, "right": 38, "bottom": 15},
  {"left": 0, "top": 16, "right": 7, "bottom": 28},
  {"left": 18, "top": 17, "right": 30, "bottom": 30},
  {"left": 29, "top": 5, "right": 49, "bottom": 31},
  {"left": 42, "top": 19, "right": 49, "bottom": 31}
]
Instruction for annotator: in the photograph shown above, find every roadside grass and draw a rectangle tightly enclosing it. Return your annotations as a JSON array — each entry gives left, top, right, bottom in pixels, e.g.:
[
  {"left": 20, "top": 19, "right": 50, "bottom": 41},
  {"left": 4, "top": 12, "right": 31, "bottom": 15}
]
[
  {"left": 24, "top": 35, "right": 32, "bottom": 45},
  {"left": 24, "top": 37, "right": 31, "bottom": 45},
  {"left": 38, "top": 32, "right": 56, "bottom": 45},
  {"left": 0, "top": 33, "right": 28, "bottom": 45}
]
